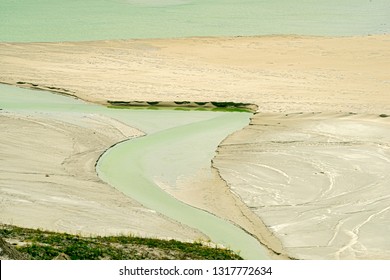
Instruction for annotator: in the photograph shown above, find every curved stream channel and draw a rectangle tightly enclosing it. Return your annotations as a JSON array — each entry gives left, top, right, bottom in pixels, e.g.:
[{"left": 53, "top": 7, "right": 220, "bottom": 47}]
[{"left": 1, "top": 83, "right": 269, "bottom": 259}]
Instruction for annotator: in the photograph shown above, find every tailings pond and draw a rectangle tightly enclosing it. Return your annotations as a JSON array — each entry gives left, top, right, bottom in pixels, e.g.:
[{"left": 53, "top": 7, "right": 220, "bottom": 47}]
[{"left": 0, "top": 83, "right": 269, "bottom": 259}]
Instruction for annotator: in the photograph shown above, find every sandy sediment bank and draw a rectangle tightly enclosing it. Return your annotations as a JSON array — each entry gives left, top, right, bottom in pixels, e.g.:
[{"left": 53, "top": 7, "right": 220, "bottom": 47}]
[
  {"left": 0, "top": 112, "right": 206, "bottom": 241},
  {"left": 170, "top": 167, "right": 290, "bottom": 259},
  {"left": 0, "top": 35, "right": 389, "bottom": 114},
  {"left": 214, "top": 112, "right": 390, "bottom": 259}
]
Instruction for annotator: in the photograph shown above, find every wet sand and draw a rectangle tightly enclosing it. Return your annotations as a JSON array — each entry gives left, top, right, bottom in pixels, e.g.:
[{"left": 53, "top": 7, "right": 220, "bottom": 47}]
[{"left": 1, "top": 35, "right": 390, "bottom": 259}]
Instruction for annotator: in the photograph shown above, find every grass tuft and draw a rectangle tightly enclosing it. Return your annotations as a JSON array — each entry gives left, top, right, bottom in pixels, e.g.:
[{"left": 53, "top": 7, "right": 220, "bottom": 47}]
[{"left": 0, "top": 225, "right": 242, "bottom": 260}]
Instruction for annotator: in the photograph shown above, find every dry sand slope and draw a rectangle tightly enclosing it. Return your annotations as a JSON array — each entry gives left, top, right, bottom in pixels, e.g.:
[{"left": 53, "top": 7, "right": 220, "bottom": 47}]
[
  {"left": 0, "top": 35, "right": 389, "bottom": 113},
  {"left": 0, "top": 112, "right": 205, "bottom": 241},
  {"left": 214, "top": 112, "right": 390, "bottom": 259},
  {"left": 1, "top": 35, "right": 390, "bottom": 259}
]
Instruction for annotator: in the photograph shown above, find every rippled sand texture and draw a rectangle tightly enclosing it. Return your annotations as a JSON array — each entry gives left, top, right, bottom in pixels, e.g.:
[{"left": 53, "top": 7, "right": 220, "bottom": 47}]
[{"left": 214, "top": 113, "right": 390, "bottom": 259}]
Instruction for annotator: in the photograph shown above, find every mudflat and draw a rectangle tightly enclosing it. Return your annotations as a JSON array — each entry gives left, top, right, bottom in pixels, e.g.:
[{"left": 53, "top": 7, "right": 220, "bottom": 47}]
[
  {"left": 214, "top": 112, "right": 390, "bottom": 259},
  {"left": 0, "top": 113, "right": 205, "bottom": 241},
  {"left": 1, "top": 35, "right": 390, "bottom": 259}
]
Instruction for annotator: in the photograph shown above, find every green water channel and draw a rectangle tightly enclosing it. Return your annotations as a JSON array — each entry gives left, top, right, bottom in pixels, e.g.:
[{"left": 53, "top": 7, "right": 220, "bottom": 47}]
[
  {"left": 0, "top": 84, "right": 269, "bottom": 259},
  {"left": 1, "top": 0, "right": 389, "bottom": 42}
]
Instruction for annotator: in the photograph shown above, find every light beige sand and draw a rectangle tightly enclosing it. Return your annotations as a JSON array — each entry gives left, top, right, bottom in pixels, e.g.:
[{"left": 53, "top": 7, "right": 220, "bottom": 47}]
[
  {"left": 0, "top": 112, "right": 205, "bottom": 241},
  {"left": 214, "top": 113, "right": 390, "bottom": 259},
  {"left": 0, "top": 35, "right": 389, "bottom": 113},
  {"left": 1, "top": 35, "right": 389, "bottom": 259}
]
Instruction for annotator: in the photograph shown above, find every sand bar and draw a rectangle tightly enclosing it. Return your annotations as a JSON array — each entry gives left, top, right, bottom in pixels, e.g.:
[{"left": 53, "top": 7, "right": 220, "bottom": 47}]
[{"left": 0, "top": 35, "right": 389, "bottom": 113}]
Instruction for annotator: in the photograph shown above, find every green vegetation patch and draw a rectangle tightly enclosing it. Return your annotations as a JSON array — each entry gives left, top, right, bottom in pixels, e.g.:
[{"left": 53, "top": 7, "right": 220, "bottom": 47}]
[
  {"left": 194, "top": 102, "right": 208, "bottom": 106},
  {"left": 0, "top": 225, "right": 242, "bottom": 260},
  {"left": 211, "top": 101, "right": 250, "bottom": 108},
  {"left": 174, "top": 101, "right": 191, "bottom": 105},
  {"left": 211, "top": 107, "right": 252, "bottom": 113},
  {"left": 107, "top": 100, "right": 131, "bottom": 106},
  {"left": 106, "top": 100, "right": 256, "bottom": 112},
  {"left": 147, "top": 101, "right": 160, "bottom": 106}
]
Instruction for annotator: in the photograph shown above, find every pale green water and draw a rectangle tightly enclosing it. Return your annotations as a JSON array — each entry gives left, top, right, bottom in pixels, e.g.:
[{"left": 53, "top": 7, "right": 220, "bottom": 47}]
[
  {"left": 0, "top": 0, "right": 389, "bottom": 42},
  {"left": 96, "top": 114, "right": 271, "bottom": 259},
  {"left": 0, "top": 84, "right": 236, "bottom": 134},
  {"left": 0, "top": 84, "right": 269, "bottom": 259}
]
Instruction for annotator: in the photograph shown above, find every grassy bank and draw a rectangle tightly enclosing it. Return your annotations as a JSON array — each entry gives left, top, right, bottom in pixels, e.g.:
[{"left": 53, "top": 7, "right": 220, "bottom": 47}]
[{"left": 0, "top": 225, "right": 242, "bottom": 260}]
